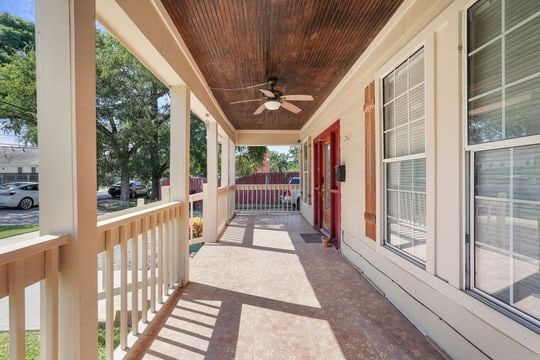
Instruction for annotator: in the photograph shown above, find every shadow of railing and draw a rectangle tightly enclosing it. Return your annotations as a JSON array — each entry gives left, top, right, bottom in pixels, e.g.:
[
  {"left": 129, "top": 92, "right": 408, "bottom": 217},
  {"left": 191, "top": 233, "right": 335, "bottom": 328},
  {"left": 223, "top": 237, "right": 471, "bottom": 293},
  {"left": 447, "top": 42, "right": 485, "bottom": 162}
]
[{"left": 125, "top": 214, "right": 443, "bottom": 360}]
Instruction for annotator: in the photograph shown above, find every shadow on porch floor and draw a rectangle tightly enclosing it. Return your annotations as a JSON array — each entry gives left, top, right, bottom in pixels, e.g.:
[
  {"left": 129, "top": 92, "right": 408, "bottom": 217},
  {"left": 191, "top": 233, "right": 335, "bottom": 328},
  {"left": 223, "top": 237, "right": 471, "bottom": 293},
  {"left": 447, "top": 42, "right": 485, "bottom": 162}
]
[{"left": 125, "top": 214, "right": 443, "bottom": 359}]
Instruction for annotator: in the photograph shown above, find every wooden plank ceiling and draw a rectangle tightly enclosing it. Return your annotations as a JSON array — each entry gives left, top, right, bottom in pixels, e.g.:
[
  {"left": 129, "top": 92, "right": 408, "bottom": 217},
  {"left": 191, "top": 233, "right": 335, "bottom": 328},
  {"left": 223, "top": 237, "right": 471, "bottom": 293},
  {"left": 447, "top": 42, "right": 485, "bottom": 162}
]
[{"left": 162, "top": 0, "right": 404, "bottom": 130}]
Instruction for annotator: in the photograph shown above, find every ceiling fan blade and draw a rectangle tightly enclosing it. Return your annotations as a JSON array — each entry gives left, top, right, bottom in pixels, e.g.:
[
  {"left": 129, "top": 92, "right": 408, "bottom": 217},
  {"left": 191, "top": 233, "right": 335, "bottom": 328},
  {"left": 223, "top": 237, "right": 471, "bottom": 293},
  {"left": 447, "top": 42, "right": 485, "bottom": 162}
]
[
  {"left": 281, "top": 101, "right": 302, "bottom": 114},
  {"left": 253, "top": 104, "right": 266, "bottom": 115},
  {"left": 230, "top": 99, "right": 262, "bottom": 105},
  {"left": 259, "top": 89, "right": 275, "bottom": 98},
  {"left": 281, "top": 94, "right": 313, "bottom": 101}
]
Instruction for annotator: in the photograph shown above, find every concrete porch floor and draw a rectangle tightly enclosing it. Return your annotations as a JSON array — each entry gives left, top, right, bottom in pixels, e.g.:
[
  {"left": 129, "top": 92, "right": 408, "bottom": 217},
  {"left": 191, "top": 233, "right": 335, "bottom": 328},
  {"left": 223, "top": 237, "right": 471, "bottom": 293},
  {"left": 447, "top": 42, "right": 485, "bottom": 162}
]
[{"left": 126, "top": 214, "right": 444, "bottom": 359}]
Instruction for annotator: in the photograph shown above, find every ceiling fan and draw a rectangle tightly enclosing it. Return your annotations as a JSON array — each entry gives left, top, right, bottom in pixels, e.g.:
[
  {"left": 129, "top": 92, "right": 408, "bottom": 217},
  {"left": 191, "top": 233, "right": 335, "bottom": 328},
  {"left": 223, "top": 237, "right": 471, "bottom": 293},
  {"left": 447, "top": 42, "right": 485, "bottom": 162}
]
[{"left": 230, "top": 77, "right": 313, "bottom": 115}]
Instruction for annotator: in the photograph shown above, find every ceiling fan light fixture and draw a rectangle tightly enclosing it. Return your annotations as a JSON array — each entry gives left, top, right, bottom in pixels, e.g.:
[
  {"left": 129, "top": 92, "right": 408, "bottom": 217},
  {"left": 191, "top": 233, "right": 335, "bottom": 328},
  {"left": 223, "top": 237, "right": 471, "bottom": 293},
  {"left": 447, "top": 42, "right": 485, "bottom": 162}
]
[{"left": 264, "top": 100, "right": 281, "bottom": 111}]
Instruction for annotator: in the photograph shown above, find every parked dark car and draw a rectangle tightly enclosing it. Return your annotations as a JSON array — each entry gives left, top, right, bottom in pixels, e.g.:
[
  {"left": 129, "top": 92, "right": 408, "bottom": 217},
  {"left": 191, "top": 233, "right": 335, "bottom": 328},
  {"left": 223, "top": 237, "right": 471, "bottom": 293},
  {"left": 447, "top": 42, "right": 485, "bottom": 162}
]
[{"left": 108, "top": 181, "right": 148, "bottom": 198}]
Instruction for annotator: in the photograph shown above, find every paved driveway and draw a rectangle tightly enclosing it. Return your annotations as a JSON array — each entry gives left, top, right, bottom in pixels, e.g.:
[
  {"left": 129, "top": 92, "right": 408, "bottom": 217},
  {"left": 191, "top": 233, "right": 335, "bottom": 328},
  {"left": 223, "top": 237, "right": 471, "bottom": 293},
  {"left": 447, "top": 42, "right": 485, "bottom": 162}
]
[
  {"left": 0, "top": 192, "right": 114, "bottom": 226},
  {"left": 0, "top": 207, "right": 39, "bottom": 225}
]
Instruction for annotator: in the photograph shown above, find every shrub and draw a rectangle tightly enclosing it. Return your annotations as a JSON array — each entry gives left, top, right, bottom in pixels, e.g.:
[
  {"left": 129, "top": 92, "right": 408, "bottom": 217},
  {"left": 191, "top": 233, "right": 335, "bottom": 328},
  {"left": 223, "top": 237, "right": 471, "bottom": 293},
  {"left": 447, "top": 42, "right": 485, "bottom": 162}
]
[{"left": 192, "top": 217, "right": 203, "bottom": 238}]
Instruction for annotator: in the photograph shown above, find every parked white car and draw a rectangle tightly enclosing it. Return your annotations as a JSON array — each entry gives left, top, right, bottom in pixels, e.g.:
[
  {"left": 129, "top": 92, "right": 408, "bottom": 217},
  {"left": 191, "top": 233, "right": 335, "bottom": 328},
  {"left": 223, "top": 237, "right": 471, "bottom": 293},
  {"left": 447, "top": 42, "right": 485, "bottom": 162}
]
[
  {"left": 280, "top": 177, "right": 301, "bottom": 209},
  {"left": 0, "top": 182, "right": 39, "bottom": 210}
]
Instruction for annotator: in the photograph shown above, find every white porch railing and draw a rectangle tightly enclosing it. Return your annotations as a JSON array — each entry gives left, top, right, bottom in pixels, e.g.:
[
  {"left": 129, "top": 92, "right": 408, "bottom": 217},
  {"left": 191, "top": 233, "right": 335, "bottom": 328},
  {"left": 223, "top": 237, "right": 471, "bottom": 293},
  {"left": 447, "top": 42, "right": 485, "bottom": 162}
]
[
  {"left": 96, "top": 201, "right": 182, "bottom": 359},
  {"left": 235, "top": 184, "right": 301, "bottom": 213},
  {"left": 217, "top": 185, "right": 236, "bottom": 233},
  {"left": 0, "top": 233, "right": 71, "bottom": 359}
]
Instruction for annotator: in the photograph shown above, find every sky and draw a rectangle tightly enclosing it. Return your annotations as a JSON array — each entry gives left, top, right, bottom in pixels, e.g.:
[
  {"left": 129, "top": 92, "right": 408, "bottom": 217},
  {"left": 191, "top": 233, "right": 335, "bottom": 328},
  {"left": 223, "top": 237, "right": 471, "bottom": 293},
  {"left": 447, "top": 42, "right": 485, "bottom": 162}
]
[
  {"left": 0, "top": 0, "right": 34, "bottom": 21},
  {"left": 267, "top": 146, "right": 290, "bottom": 154}
]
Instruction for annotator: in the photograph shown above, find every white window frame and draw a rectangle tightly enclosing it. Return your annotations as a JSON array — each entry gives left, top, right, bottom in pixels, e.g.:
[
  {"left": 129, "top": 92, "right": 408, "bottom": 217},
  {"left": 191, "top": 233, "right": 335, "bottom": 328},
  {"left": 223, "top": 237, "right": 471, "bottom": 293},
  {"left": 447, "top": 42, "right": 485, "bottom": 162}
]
[
  {"left": 302, "top": 137, "right": 311, "bottom": 205},
  {"left": 463, "top": 0, "right": 540, "bottom": 330},
  {"left": 375, "top": 38, "right": 436, "bottom": 272}
]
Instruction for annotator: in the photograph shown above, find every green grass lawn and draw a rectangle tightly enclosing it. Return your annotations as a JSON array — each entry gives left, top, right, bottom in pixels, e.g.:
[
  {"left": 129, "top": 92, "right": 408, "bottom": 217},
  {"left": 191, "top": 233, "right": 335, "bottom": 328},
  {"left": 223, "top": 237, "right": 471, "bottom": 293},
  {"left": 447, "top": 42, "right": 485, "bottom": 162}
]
[
  {"left": 0, "top": 326, "right": 119, "bottom": 360},
  {"left": 0, "top": 331, "right": 40, "bottom": 360},
  {"left": 0, "top": 225, "right": 39, "bottom": 240}
]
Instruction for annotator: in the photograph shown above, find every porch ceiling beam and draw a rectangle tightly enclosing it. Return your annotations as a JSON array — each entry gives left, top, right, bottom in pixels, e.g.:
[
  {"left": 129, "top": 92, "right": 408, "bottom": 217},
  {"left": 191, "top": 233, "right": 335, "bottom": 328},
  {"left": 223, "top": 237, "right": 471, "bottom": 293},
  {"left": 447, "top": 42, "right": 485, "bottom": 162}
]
[
  {"left": 236, "top": 130, "right": 300, "bottom": 146},
  {"left": 96, "top": 0, "right": 236, "bottom": 140}
]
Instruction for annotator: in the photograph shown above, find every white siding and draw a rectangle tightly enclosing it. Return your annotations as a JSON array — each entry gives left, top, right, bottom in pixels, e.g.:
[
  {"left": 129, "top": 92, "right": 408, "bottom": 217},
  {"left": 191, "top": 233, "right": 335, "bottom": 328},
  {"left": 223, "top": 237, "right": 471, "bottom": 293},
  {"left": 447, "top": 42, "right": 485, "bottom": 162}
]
[{"left": 300, "top": 0, "right": 540, "bottom": 358}]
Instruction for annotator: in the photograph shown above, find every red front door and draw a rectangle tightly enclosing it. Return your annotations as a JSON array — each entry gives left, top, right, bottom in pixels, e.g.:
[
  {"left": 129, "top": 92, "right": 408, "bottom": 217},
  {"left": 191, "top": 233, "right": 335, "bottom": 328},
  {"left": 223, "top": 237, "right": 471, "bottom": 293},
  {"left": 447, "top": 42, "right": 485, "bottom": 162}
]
[{"left": 314, "top": 120, "right": 340, "bottom": 248}]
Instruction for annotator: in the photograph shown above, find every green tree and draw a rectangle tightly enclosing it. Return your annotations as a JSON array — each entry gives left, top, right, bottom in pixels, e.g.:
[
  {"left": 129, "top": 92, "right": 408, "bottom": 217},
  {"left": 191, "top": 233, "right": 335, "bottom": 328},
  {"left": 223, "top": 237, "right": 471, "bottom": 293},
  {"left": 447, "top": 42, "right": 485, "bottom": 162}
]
[
  {"left": 0, "top": 49, "right": 36, "bottom": 144},
  {"left": 270, "top": 152, "right": 289, "bottom": 172},
  {"left": 190, "top": 113, "right": 207, "bottom": 177},
  {"left": 269, "top": 146, "right": 298, "bottom": 173},
  {"left": 0, "top": 14, "right": 210, "bottom": 201},
  {"left": 96, "top": 30, "right": 170, "bottom": 201},
  {"left": 287, "top": 145, "right": 299, "bottom": 171},
  {"left": 235, "top": 146, "right": 267, "bottom": 177},
  {"left": 0, "top": 13, "right": 34, "bottom": 64}
]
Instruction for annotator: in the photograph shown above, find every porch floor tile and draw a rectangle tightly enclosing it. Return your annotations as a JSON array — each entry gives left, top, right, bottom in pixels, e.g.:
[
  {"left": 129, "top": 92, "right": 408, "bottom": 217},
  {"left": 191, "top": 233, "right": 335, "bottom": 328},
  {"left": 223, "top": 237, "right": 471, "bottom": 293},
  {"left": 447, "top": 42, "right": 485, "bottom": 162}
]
[{"left": 126, "top": 214, "right": 443, "bottom": 360}]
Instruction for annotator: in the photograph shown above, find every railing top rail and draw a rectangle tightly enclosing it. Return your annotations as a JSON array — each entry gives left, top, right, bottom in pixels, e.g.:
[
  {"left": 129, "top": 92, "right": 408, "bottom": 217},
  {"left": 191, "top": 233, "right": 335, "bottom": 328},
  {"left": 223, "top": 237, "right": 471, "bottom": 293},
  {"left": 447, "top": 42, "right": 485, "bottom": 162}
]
[
  {"left": 189, "top": 192, "right": 204, "bottom": 202},
  {"left": 235, "top": 184, "right": 300, "bottom": 188},
  {"left": 0, "top": 233, "right": 70, "bottom": 267},
  {"left": 97, "top": 201, "right": 182, "bottom": 233}
]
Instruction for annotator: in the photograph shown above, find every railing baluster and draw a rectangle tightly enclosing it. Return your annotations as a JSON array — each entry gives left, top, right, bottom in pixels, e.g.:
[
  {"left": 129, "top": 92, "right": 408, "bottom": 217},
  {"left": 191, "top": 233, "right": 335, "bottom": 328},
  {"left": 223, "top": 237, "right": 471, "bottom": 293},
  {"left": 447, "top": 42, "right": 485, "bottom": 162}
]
[
  {"left": 141, "top": 217, "right": 148, "bottom": 323},
  {"left": 282, "top": 184, "right": 285, "bottom": 212},
  {"left": 167, "top": 209, "right": 177, "bottom": 288},
  {"left": 120, "top": 224, "right": 128, "bottom": 350},
  {"left": 162, "top": 211, "right": 168, "bottom": 292},
  {"left": 150, "top": 214, "right": 157, "bottom": 313},
  {"left": 105, "top": 230, "right": 115, "bottom": 360},
  {"left": 131, "top": 221, "right": 139, "bottom": 335},
  {"left": 173, "top": 207, "right": 180, "bottom": 283},
  {"left": 167, "top": 209, "right": 174, "bottom": 288},
  {"left": 158, "top": 213, "right": 164, "bottom": 303},
  {"left": 8, "top": 259, "right": 25, "bottom": 360},
  {"left": 40, "top": 247, "right": 59, "bottom": 360}
]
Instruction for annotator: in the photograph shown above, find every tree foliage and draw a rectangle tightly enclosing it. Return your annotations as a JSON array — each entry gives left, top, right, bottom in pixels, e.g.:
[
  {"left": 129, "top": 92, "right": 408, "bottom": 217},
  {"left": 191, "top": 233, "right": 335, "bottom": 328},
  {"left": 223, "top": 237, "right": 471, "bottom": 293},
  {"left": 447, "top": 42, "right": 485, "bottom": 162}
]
[
  {"left": 190, "top": 113, "right": 207, "bottom": 177},
  {"left": 0, "top": 13, "right": 36, "bottom": 144},
  {"left": 235, "top": 146, "right": 268, "bottom": 177},
  {"left": 269, "top": 146, "right": 298, "bottom": 172},
  {"left": 96, "top": 30, "right": 170, "bottom": 200},
  {"left": 0, "top": 14, "right": 209, "bottom": 202},
  {"left": 0, "top": 49, "right": 36, "bottom": 144},
  {"left": 0, "top": 13, "right": 34, "bottom": 64}
]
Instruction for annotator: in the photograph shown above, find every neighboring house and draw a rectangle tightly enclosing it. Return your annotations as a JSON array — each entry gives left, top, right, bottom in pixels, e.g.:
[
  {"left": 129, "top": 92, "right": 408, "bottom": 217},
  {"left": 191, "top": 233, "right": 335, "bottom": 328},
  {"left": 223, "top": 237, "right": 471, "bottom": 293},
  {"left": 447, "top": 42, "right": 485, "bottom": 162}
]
[{"left": 0, "top": 147, "right": 39, "bottom": 184}]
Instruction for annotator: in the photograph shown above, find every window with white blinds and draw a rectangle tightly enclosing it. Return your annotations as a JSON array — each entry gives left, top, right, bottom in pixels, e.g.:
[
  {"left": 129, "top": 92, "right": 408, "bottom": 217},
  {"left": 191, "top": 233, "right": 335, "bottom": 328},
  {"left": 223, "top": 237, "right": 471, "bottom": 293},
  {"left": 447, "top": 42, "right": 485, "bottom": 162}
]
[
  {"left": 468, "top": 0, "right": 540, "bottom": 144},
  {"left": 383, "top": 47, "right": 427, "bottom": 264},
  {"left": 467, "top": 0, "right": 540, "bottom": 327}
]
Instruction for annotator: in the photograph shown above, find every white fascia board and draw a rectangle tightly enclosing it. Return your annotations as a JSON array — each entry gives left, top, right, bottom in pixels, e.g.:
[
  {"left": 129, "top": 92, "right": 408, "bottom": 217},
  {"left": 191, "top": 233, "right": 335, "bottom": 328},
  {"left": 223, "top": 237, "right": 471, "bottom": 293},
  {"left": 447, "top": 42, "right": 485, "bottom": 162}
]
[{"left": 236, "top": 130, "right": 300, "bottom": 146}]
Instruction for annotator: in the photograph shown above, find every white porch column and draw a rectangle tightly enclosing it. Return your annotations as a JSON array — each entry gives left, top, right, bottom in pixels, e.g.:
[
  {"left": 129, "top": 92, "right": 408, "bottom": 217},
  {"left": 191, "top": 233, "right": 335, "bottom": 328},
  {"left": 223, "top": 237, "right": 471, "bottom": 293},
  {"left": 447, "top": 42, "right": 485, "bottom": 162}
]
[
  {"left": 169, "top": 85, "right": 190, "bottom": 285},
  {"left": 36, "top": 0, "right": 97, "bottom": 359},
  {"left": 229, "top": 139, "right": 236, "bottom": 185},
  {"left": 221, "top": 136, "right": 229, "bottom": 187},
  {"left": 229, "top": 139, "right": 236, "bottom": 217},
  {"left": 204, "top": 121, "right": 218, "bottom": 242}
]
